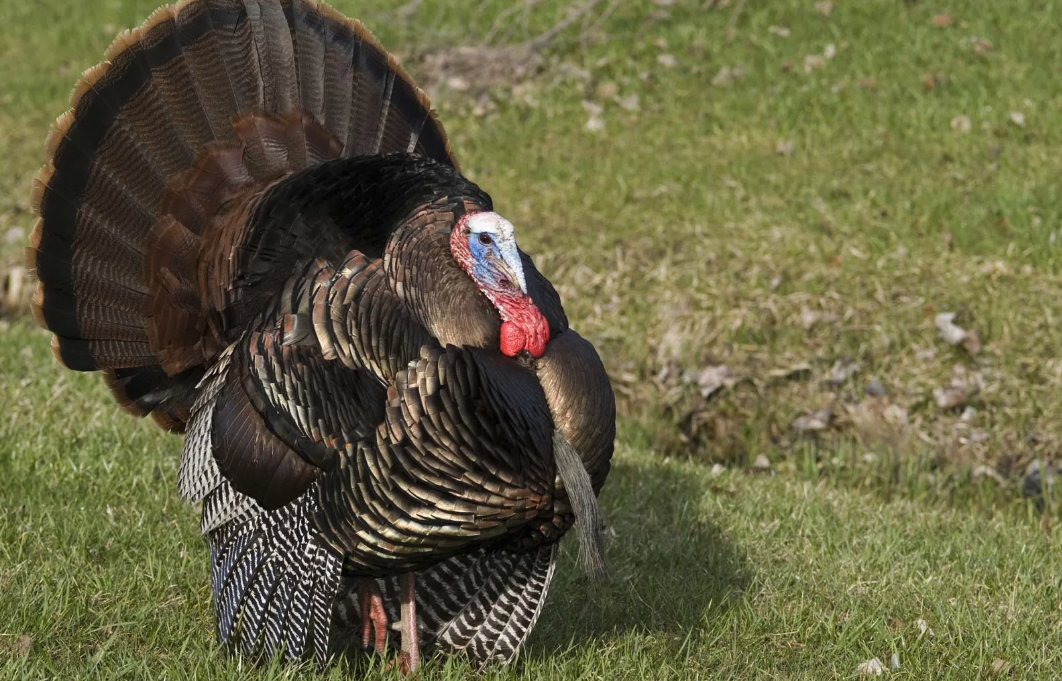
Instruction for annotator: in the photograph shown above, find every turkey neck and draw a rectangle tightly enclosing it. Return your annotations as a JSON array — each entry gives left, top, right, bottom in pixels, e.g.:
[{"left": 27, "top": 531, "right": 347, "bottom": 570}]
[{"left": 383, "top": 211, "right": 501, "bottom": 350}]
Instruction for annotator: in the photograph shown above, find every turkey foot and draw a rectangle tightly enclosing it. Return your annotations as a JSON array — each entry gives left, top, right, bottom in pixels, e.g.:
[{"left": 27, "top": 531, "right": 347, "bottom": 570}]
[
  {"left": 357, "top": 578, "right": 388, "bottom": 653},
  {"left": 392, "top": 572, "right": 419, "bottom": 673}
]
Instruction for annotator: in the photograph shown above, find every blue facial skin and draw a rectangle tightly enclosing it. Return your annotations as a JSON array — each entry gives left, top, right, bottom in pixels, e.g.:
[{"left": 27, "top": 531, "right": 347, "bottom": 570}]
[{"left": 468, "top": 233, "right": 504, "bottom": 287}]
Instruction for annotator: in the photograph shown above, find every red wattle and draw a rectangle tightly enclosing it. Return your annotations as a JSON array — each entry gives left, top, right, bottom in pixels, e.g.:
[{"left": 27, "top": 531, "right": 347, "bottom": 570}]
[
  {"left": 500, "top": 321, "right": 526, "bottom": 357},
  {"left": 525, "top": 315, "right": 548, "bottom": 358}
]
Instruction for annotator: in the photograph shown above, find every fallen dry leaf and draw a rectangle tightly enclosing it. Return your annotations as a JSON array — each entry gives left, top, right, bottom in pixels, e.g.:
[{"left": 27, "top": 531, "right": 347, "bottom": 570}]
[
  {"left": 963, "top": 35, "right": 993, "bottom": 55},
  {"left": 865, "top": 380, "right": 887, "bottom": 397},
  {"left": 582, "top": 100, "right": 605, "bottom": 131},
  {"left": 712, "top": 65, "right": 745, "bottom": 86},
  {"left": 814, "top": 0, "right": 834, "bottom": 17},
  {"left": 827, "top": 359, "right": 862, "bottom": 386},
  {"left": 1009, "top": 110, "right": 1026, "bottom": 127},
  {"left": 972, "top": 465, "right": 1006, "bottom": 485},
  {"left": 800, "top": 307, "right": 838, "bottom": 330},
  {"left": 775, "top": 139, "right": 795, "bottom": 155},
  {"left": 935, "top": 312, "right": 967, "bottom": 346},
  {"left": 616, "top": 93, "right": 640, "bottom": 112},
  {"left": 691, "top": 364, "right": 735, "bottom": 399},
  {"left": 990, "top": 659, "right": 1012, "bottom": 675},
  {"left": 14, "top": 634, "right": 33, "bottom": 658},
  {"left": 847, "top": 396, "right": 908, "bottom": 445},
  {"left": 933, "top": 384, "right": 968, "bottom": 410},
  {"left": 951, "top": 115, "right": 972, "bottom": 133},
  {"left": 857, "top": 76, "right": 877, "bottom": 89},
  {"left": 855, "top": 658, "right": 885, "bottom": 676},
  {"left": 804, "top": 54, "right": 827, "bottom": 73},
  {"left": 792, "top": 407, "right": 832, "bottom": 433},
  {"left": 446, "top": 75, "right": 470, "bottom": 91},
  {"left": 3, "top": 266, "right": 28, "bottom": 314},
  {"left": 770, "top": 362, "right": 812, "bottom": 381},
  {"left": 932, "top": 13, "right": 955, "bottom": 28},
  {"left": 594, "top": 81, "right": 619, "bottom": 101},
  {"left": 935, "top": 312, "right": 980, "bottom": 355}
]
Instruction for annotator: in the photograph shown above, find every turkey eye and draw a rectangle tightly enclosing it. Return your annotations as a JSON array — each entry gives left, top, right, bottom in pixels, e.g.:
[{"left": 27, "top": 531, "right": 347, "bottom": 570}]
[{"left": 478, "top": 233, "right": 493, "bottom": 246}]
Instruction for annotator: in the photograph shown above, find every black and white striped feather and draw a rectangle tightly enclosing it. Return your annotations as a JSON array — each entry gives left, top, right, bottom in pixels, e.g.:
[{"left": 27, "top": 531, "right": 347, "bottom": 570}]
[
  {"left": 181, "top": 341, "right": 341, "bottom": 665},
  {"left": 334, "top": 543, "right": 557, "bottom": 667}
]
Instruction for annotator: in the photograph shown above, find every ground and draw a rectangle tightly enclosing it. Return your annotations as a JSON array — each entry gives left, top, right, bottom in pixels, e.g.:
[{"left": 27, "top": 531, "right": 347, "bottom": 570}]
[{"left": 1, "top": 0, "right": 1061, "bottom": 678}]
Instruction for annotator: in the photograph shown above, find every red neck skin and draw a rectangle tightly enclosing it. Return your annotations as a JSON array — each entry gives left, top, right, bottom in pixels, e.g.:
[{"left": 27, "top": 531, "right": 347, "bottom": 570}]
[{"left": 450, "top": 215, "right": 550, "bottom": 358}]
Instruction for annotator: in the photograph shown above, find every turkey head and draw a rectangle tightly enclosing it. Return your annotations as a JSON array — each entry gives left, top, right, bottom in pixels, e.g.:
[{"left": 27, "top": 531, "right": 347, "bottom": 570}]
[{"left": 450, "top": 211, "right": 550, "bottom": 358}]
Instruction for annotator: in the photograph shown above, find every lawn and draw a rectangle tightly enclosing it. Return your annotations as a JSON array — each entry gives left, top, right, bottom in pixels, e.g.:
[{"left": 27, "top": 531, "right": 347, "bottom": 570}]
[{"left": 2, "top": 0, "right": 1062, "bottom": 678}]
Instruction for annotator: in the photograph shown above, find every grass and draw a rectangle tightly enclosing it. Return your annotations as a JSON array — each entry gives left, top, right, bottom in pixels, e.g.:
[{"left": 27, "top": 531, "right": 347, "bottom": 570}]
[{"left": 2, "top": 0, "right": 1062, "bottom": 677}]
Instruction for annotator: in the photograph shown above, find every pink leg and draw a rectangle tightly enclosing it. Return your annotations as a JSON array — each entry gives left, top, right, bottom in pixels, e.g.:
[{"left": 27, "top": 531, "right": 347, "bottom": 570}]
[
  {"left": 357, "top": 578, "right": 388, "bottom": 654},
  {"left": 397, "top": 572, "right": 419, "bottom": 673}
]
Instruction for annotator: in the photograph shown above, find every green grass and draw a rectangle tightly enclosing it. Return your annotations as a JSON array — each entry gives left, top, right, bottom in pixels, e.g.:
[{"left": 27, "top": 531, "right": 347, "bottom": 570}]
[{"left": 3, "top": 0, "right": 1062, "bottom": 678}]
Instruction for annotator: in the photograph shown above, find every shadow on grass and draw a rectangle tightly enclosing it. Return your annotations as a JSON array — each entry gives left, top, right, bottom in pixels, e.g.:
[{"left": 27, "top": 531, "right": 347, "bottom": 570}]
[{"left": 526, "top": 456, "right": 748, "bottom": 657}]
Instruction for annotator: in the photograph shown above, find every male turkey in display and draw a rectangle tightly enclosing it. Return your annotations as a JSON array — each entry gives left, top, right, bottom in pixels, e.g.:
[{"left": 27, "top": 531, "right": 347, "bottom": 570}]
[{"left": 27, "top": 0, "right": 615, "bottom": 672}]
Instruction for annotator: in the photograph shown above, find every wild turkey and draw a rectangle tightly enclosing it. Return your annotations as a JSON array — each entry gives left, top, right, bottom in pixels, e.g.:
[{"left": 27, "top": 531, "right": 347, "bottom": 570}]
[{"left": 27, "top": 0, "right": 614, "bottom": 672}]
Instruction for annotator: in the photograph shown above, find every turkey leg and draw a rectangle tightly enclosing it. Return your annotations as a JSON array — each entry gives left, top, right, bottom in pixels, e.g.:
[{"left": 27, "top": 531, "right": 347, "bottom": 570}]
[
  {"left": 396, "top": 572, "right": 419, "bottom": 673},
  {"left": 357, "top": 578, "right": 388, "bottom": 653}
]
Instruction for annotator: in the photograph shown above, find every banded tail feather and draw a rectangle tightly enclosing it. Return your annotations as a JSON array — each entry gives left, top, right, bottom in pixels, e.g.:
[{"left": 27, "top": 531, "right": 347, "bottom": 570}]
[
  {"left": 184, "top": 342, "right": 341, "bottom": 663},
  {"left": 333, "top": 544, "right": 558, "bottom": 667}
]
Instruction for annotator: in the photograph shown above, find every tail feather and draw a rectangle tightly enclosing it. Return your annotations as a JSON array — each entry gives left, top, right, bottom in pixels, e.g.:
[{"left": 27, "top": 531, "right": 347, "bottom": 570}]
[
  {"left": 246, "top": 0, "right": 299, "bottom": 115},
  {"left": 344, "top": 30, "right": 388, "bottom": 156},
  {"left": 318, "top": 6, "right": 355, "bottom": 140},
  {"left": 174, "top": 2, "right": 244, "bottom": 143},
  {"left": 141, "top": 7, "right": 218, "bottom": 151},
  {"left": 185, "top": 347, "right": 342, "bottom": 663},
  {"left": 237, "top": 562, "right": 283, "bottom": 656},
  {"left": 333, "top": 544, "right": 558, "bottom": 667},
  {"left": 110, "top": 23, "right": 198, "bottom": 175},
  {"left": 432, "top": 547, "right": 558, "bottom": 664},
  {"left": 380, "top": 67, "right": 430, "bottom": 156},
  {"left": 291, "top": 0, "right": 327, "bottom": 125},
  {"left": 30, "top": 0, "right": 454, "bottom": 430}
]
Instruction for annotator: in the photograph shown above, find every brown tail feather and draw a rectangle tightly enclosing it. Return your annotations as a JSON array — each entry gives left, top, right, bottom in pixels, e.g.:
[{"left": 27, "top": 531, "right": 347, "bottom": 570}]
[
  {"left": 291, "top": 0, "right": 327, "bottom": 125},
  {"left": 29, "top": 0, "right": 454, "bottom": 431}
]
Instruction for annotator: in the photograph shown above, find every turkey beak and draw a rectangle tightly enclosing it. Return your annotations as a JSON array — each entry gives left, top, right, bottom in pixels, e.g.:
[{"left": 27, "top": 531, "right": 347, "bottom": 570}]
[{"left": 496, "top": 242, "right": 528, "bottom": 294}]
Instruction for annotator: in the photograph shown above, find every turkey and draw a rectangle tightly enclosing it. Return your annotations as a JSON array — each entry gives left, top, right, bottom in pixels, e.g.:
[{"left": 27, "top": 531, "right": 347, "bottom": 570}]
[{"left": 27, "top": 0, "right": 615, "bottom": 672}]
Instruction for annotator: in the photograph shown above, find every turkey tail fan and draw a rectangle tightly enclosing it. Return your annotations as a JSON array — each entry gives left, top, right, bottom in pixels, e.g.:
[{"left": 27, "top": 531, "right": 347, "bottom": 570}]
[{"left": 28, "top": 0, "right": 454, "bottom": 431}]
